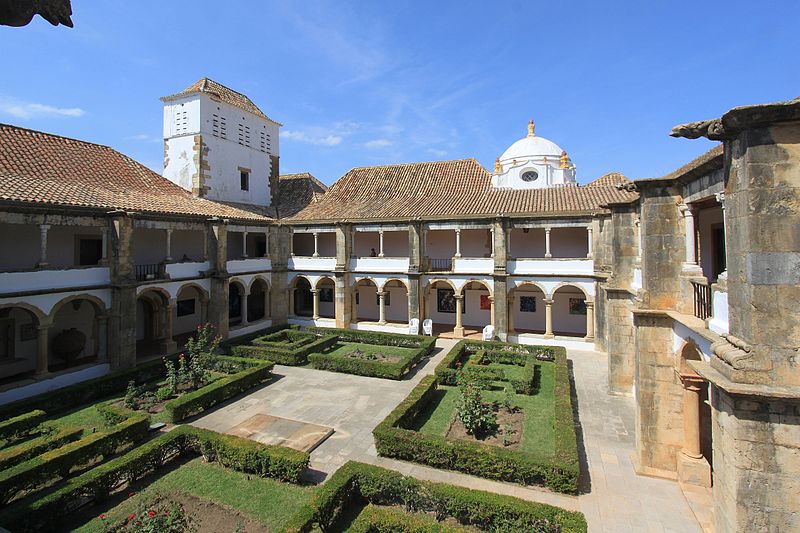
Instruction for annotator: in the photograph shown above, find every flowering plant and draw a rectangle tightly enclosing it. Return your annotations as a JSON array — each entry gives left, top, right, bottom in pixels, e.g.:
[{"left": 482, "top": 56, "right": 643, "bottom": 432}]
[
  {"left": 103, "top": 493, "right": 196, "bottom": 532},
  {"left": 455, "top": 365, "right": 496, "bottom": 435}
]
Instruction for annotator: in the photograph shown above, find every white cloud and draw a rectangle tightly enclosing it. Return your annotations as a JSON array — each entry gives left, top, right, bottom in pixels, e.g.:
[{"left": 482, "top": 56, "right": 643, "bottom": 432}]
[
  {"left": 365, "top": 138, "right": 393, "bottom": 149},
  {"left": 282, "top": 121, "right": 361, "bottom": 147},
  {"left": 427, "top": 148, "right": 447, "bottom": 158},
  {"left": 0, "top": 97, "right": 85, "bottom": 119},
  {"left": 283, "top": 130, "right": 343, "bottom": 146},
  {"left": 126, "top": 133, "right": 161, "bottom": 143}
]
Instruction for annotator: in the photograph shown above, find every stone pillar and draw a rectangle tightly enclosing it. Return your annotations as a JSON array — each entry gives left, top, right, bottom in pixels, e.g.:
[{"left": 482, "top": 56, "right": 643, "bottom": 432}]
[
  {"left": 289, "top": 229, "right": 294, "bottom": 256},
  {"left": 676, "top": 375, "right": 711, "bottom": 488},
  {"left": 453, "top": 295, "right": 464, "bottom": 337},
  {"left": 715, "top": 192, "right": 728, "bottom": 279},
  {"left": 108, "top": 214, "right": 137, "bottom": 369},
  {"left": 680, "top": 204, "right": 701, "bottom": 272},
  {"left": 35, "top": 323, "right": 50, "bottom": 375},
  {"left": 165, "top": 228, "right": 173, "bottom": 262},
  {"left": 492, "top": 219, "right": 508, "bottom": 273},
  {"left": 242, "top": 231, "right": 249, "bottom": 258},
  {"left": 263, "top": 230, "right": 270, "bottom": 257},
  {"left": 407, "top": 275, "right": 421, "bottom": 321},
  {"left": 377, "top": 291, "right": 387, "bottom": 324},
  {"left": 311, "top": 288, "right": 319, "bottom": 320},
  {"left": 544, "top": 227, "right": 552, "bottom": 258},
  {"left": 97, "top": 316, "right": 108, "bottom": 362},
  {"left": 200, "top": 298, "right": 208, "bottom": 323},
  {"left": 493, "top": 276, "right": 508, "bottom": 341},
  {"left": 100, "top": 228, "right": 109, "bottom": 265},
  {"left": 544, "top": 298, "right": 554, "bottom": 338},
  {"left": 507, "top": 295, "right": 515, "bottom": 336},
  {"left": 312, "top": 232, "right": 320, "bottom": 257},
  {"left": 454, "top": 229, "right": 462, "bottom": 258},
  {"left": 378, "top": 230, "right": 385, "bottom": 258},
  {"left": 207, "top": 222, "right": 230, "bottom": 338},
  {"left": 489, "top": 296, "right": 495, "bottom": 327},
  {"left": 408, "top": 222, "right": 422, "bottom": 273},
  {"left": 490, "top": 228, "right": 495, "bottom": 258},
  {"left": 584, "top": 300, "right": 595, "bottom": 341},
  {"left": 37, "top": 223, "right": 50, "bottom": 268},
  {"left": 162, "top": 300, "right": 178, "bottom": 354},
  {"left": 334, "top": 273, "right": 351, "bottom": 328},
  {"left": 587, "top": 226, "right": 594, "bottom": 259}
]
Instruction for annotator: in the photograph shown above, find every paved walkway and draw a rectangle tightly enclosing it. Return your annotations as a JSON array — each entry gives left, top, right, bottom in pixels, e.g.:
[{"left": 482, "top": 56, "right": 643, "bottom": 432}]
[{"left": 192, "top": 340, "right": 704, "bottom": 532}]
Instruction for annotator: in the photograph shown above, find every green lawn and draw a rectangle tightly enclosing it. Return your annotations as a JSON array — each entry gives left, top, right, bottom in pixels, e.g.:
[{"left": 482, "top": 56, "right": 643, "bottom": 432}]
[
  {"left": 323, "top": 341, "right": 417, "bottom": 360},
  {"left": 414, "top": 363, "right": 555, "bottom": 457},
  {"left": 73, "top": 458, "right": 315, "bottom": 532},
  {"left": 51, "top": 402, "right": 111, "bottom": 436}
]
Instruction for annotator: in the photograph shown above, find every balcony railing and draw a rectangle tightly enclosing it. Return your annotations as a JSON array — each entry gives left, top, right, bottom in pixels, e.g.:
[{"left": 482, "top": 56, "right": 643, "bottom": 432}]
[
  {"left": 135, "top": 263, "right": 161, "bottom": 282},
  {"left": 428, "top": 258, "right": 452, "bottom": 272},
  {"left": 692, "top": 280, "right": 712, "bottom": 320}
]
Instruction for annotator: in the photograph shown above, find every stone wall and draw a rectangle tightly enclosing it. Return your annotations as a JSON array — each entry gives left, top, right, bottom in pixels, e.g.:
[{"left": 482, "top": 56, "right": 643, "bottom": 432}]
[{"left": 606, "top": 288, "right": 635, "bottom": 394}]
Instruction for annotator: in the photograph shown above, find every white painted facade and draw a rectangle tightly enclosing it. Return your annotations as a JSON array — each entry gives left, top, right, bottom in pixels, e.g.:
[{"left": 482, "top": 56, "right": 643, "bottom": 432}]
[
  {"left": 491, "top": 121, "right": 577, "bottom": 189},
  {"left": 163, "top": 92, "right": 280, "bottom": 206}
]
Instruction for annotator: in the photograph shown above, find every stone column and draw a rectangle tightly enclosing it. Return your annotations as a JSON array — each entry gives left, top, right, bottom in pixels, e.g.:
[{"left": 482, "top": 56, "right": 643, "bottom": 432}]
[
  {"left": 312, "top": 232, "right": 320, "bottom": 257},
  {"left": 490, "top": 228, "right": 495, "bottom": 258},
  {"left": 334, "top": 273, "right": 351, "bottom": 328},
  {"left": 37, "top": 224, "right": 50, "bottom": 268},
  {"left": 544, "top": 227, "right": 552, "bottom": 258},
  {"left": 676, "top": 374, "right": 711, "bottom": 488},
  {"left": 408, "top": 222, "right": 422, "bottom": 273},
  {"left": 378, "top": 291, "right": 387, "bottom": 324},
  {"left": 289, "top": 230, "right": 294, "bottom": 256},
  {"left": 202, "top": 227, "right": 209, "bottom": 261},
  {"left": 242, "top": 231, "right": 249, "bottom": 258},
  {"left": 587, "top": 226, "right": 594, "bottom": 259},
  {"left": 289, "top": 288, "right": 296, "bottom": 317},
  {"left": 489, "top": 296, "right": 495, "bottom": 327},
  {"left": 97, "top": 316, "right": 108, "bottom": 362},
  {"left": 715, "top": 192, "right": 728, "bottom": 279},
  {"left": 200, "top": 298, "right": 208, "bottom": 323},
  {"left": 263, "top": 230, "right": 270, "bottom": 257},
  {"left": 241, "top": 287, "right": 250, "bottom": 325},
  {"left": 507, "top": 295, "right": 515, "bottom": 335},
  {"left": 680, "top": 204, "right": 700, "bottom": 271},
  {"left": 35, "top": 323, "right": 50, "bottom": 375},
  {"left": 311, "top": 288, "right": 319, "bottom": 320},
  {"left": 165, "top": 228, "right": 173, "bottom": 262},
  {"left": 584, "top": 301, "right": 595, "bottom": 341},
  {"left": 162, "top": 299, "right": 177, "bottom": 354},
  {"left": 454, "top": 295, "right": 464, "bottom": 337},
  {"left": 454, "top": 229, "right": 462, "bottom": 258},
  {"left": 100, "top": 228, "right": 109, "bottom": 265},
  {"left": 544, "top": 298, "right": 554, "bottom": 338},
  {"left": 378, "top": 230, "right": 385, "bottom": 258},
  {"left": 634, "top": 218, "right": 642, "bottom": 262},
  {"left": 407, "top": 275, "right": 421, "bottom": 322}
]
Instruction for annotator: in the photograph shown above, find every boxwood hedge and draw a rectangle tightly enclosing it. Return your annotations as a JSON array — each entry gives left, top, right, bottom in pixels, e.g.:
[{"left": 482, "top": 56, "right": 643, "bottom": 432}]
[
  {"left": 0, "top": 409, "right": 46, "bottom": 444},
  {"left": 373, "top": 341, "right": 579, "bottom": 494},
  {"left": 279, "top": 461, "right": 586, "bottom": 533},
  {"left": 0, "top": 424, "right": 83, "bottom": 471},
  {"left": 232, "top": 334, "right": 338, "bottom": 365},
  {"left": 0, "top": 425, "right": 310, "bottom": 532}
]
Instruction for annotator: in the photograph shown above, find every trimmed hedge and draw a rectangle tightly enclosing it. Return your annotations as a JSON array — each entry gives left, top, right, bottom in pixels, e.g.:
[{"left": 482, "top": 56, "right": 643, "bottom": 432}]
[
  {"left": 232, "top": 334, "right": 338, "bottom": 365},
  {"left": 220, "top": 323, "right": 299, "bottom": 352},
  {"left": 279, "top": 461, "right": 586, "bottom": 533},
  {"left": 308, "top": 343, "right": 431, "bottom": 380},
  {"left": 253, "top": 329, "right": 317, "bottom": 349},
  {"left": 0, "top": 409, "right": 149, "bottom": 505},
  {"left": 374, "top": 350, "right": 580, "bottom": 493},
  {"left": 305, "top": 326, "right": 434, "bottom": 349},
  {"left": 349, "top": 505, "right": 468, "bottom": 532},
  {"left": 0, "top": 425, "right": 83, "bottom": 471},
  {"left": 164, "top": 356, "right": 274, "bottom": 422},
  {"left": 0, "top": 409, "right": 46, "bottom": 444},
  {"left": 0, "top": 425, "right": 310, "bottom": 532}
]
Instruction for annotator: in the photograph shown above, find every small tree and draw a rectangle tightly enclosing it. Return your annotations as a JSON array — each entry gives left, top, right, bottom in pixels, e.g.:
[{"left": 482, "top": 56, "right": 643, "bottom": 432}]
[
  {"left": 183, "top": 323, "right": 221, "bottom": 389},
  {"left": 455, "top": 365, "right": 496, "bottom": 435}
]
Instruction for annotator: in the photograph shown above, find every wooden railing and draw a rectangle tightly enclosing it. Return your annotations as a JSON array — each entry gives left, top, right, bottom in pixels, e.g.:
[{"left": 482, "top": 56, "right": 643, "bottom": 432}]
[
  {"left": 135, "top": 263, "right": 161, "bottom": 281},
  {"left": 428, "top": 258, "right": 453, "bottom": 272},
  {"left": 691, "top": 280, "right": 712, "bottom": 320}
]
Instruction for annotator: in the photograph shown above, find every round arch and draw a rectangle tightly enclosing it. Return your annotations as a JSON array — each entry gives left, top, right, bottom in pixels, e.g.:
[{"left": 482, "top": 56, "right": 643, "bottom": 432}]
[
  {"left": 352, "top": 278, "right": 380, "bottom": 323},
  {"left": 550, "top": 283, "right": 590, "bottom": 338},
  {"left": 176, "top": 282, "right": 209, "bottom": 304},
  {"left": 291, "top": 276, "right": 313, "bottom": 317},
  {"left": 508, "top": 282, "right": 547, "bottom": 335},
  {"left": 0, "top": 302, "right": 47, "bottom": 326},
  {"left": 228, "top": 280, "right": 247, "bottom": 327},
  {"left": 290, "top": 275, "right": 313, "bottom": 289},
  {"left": 48, "top": 295, "right": 107, "bottom": 367},
  {"left": 510, "top": 280, "right": 548, "bottom": 298},
  {"left": 136, "top": 288, "right": 173, "bottom": 358},
  {"left": 551, "top": 282, "right": 592, "bottom": 302},
  {"left": 249, "top": 275, "right": 271, "bottom": 293},
  {"left": 48, "top": 294, "right": 108, "bottom": 322},
  {"left": 0, "top": 303, "right": 46, "bottom": 378},
  {"left": 378, "top": 277, "right": 410, "bottom": 292},
  {"left": 315, "top": 275, "right": 336, "bottom": 290},
  {"left": 247, "top": 277, "right": 271, "bottom": 322},
  {"left": 424, "top": 278, "right": 458, "bottom": 294}
]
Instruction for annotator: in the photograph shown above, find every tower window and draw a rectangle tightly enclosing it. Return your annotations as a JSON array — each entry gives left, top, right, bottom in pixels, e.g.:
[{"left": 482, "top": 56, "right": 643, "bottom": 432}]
[
  {"left": 521, "top": 170, "right": 539, "bottom": 182},
  {"left": 240, "top": 170, "right": 250, "bottom": 191}
]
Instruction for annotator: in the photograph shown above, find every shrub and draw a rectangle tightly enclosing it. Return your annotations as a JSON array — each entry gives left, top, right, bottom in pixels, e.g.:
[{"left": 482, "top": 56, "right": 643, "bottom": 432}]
[
  {"left": 455, "top": 366, "right": 496, "bottom": 435},
  {"left": 305, "top": 327, "right": 435, "bottom": 350},
  {"left": 0, "top": 409, "right": 46, "bottom": 444},
  {"left": 163, "top": 357, "right": 274, "bottom": 422},
  {"left": 349, "top": 505, "right": 468, "bottom": 532},
  {"left": 0, "top": 425, "right": 310, "bottom": 531},
  {"left": 104, "top": 492, "right": 197, "bottom": 532},
  {"left": 232, "top": 334, "right": 338, "bottom": 365},
  {"left": 279, "top": 461, "right": 587, "bottom": 533},
  {"left": 0, "top": 425, "right": 82, "bottom": 471},
  {"left": 0, "top": 410, "right": 149, "bottom": 505}
]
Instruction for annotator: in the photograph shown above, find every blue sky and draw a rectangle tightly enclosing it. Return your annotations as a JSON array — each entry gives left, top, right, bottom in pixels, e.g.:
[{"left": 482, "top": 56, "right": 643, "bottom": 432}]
[{"left": 2, "top": 1, "right": 798, "bottom": 185}]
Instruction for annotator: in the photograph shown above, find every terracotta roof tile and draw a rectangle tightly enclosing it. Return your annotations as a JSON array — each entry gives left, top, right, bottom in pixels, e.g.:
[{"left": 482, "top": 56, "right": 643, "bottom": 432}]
[
  {"left": 161, "top": 78, "right": 280, "bottom": 125},
  {"left": 288, "top": 158, "right": 639, "bottom": 222},
  {"left": 0, "top": 124, "right": 273, "bottom": 222},
  {"left": 276, "top": 173, "right": 327, "bottom": 219}
]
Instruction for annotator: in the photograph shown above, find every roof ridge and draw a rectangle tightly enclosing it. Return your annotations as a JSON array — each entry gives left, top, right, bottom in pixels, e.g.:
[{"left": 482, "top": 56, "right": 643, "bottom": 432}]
[
  {"left": 346, "top": 157, "right": 483, "bottom": 172},
  {"left": 0, "top": 123, "right": 114, "bottom": 151}
]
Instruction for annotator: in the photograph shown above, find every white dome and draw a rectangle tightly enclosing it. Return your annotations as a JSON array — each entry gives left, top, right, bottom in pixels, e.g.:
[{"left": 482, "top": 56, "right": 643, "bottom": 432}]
[{"left": 499, "top": 134, "right": 564, "bottom": 162}]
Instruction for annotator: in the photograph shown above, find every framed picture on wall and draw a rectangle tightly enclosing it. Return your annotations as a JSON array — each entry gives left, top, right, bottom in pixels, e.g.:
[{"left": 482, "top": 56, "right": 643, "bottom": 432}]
[
  {"left": 520, "top": 296, "right": 536, "bottom": 313},
  {"left": 319, "top": 288, "right": 334, "bottom": 302},
  {"left": 479, "top": 294, "right": 491, "bottom": 310},
  {"left": 569, "top": 298, "right": 587, "bottom": 315},
  {"left": 20, "top": 322, "right": 36, "bottom": 341},
  {"left": 176, "top": 298, "right": 196, "bottom": 317},
  {"left": 436, "top": 289, "right": 464, "bottom": 313}
]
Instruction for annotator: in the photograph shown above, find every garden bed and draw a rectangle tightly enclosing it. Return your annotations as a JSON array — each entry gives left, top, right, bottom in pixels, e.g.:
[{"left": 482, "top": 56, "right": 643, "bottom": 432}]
[
  {"left": 373, "top": 340, "right": 580, "bottom": 494},
  {"left": 280, "top": 461, "right": 586, "bottom": 533},
  {"left": 231, "top": 331, "right": 338, "bottom": 365}
]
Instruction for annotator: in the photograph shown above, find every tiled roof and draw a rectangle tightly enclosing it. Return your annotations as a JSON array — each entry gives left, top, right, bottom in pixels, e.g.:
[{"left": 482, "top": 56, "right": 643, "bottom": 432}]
[
  {"left": 0, "top": 124, "right": 273, "bottom": 222},
  {"left": 288, "top": 158, "right": 639, "bottom": 222},
  {"left": 586, "top": 172, "right": 630, "bottom": 188},
  {"left": 161, "top": 78, "right": 280, "bottom": 124},
  {"left": 276, "top": 173, "right": 327, "bottom": 219},
  {"left": 636, "top": 145, "right": 723, "bottom": 184}
]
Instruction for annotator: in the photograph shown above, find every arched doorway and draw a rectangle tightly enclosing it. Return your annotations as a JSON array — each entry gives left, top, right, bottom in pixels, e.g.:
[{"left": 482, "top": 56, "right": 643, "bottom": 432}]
[
  {"left": 136, "top": 289, "right": 175, "bottom": 358},
  {"left": 291, "top": 277, "right": 313, "bottom": 317},
  {"left": 353, "top": 278, "right": 379, "bottom": 323},
  {"left": 423, "top": 280, "right": 461, "bottom": 337},
  {"left": 228, "top": 281, "right": 246, "bottom": 327},
  {"left": 0, "top": 304, "right": 46, "bottom": 380},
  {"left": 248, "top": 278, "right": 270, "bottom": 323},
  {"left": 551, "top": 284, "right": 592, "bottom": 339},
  {"left": 677, "top": 342, "right": 712, "bottom": 488},
  {"left": 175, "top": 284, "right": 208, "bottom": 347},
  {"left": 460, "top": 281, "right": 491, "bottom": 336},
  {"left": 48, "top": 296, "right": 106, "bottom": 372},
  {"left": 509, "top": 282, "right": 547, "bottom": 336},
  {"left": 381, "top": 279, "right": 409, "bottom": 325},
  {"left": 315, "top": 277, "right": 336, "bottom": 319}
]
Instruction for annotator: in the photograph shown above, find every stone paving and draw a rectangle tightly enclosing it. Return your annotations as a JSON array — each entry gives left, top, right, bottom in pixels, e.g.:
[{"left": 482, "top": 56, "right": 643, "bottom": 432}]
[{"left": 192, "top": 339, "right": 706, "bottom": 532}]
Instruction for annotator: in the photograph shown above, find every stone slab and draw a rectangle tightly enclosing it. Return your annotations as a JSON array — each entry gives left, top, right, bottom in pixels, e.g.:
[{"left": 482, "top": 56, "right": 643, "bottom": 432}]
[{"left": 226, "top": 413, "right": 334, "bottom": 453}]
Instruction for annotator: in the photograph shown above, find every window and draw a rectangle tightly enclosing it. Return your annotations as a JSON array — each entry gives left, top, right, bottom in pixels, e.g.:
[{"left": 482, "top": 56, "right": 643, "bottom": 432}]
[
  {"left": 77, "top": 237, "right": 103, "bottom": 266},
  {"left": 176, "top": 298, "right": 196, "bottom": 317},
  {"left": 521, "top": 170, "right": 539, "bottom": 182},
  {"left": 240, "top": 170, "right": 250, "bottom": 191}
]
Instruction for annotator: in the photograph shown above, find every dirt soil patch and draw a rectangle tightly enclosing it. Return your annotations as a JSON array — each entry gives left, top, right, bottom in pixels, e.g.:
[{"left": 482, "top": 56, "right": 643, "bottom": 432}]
[
  {"left": 169, "top": 492, "right": 269, "bottom": 533},
  {"left": 445, "top": 406, "right": 526, "bottom": 450},
  {"left": 342, "top": 347, "right": 403, "bottom": 363}
]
